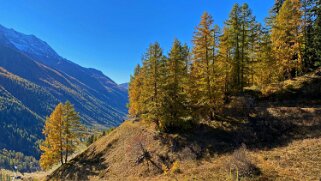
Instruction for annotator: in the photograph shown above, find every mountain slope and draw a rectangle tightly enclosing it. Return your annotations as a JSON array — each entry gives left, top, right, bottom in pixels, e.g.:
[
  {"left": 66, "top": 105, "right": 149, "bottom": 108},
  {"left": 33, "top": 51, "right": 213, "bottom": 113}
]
[
  {"left": 48, "top": 106, "right": 321, "bottom": 181},
  {"left": 47, "top": 69, "right": 321, "bottom": 180},
  {"left": 0, "top": 25, "right": 128, "bottom": 159},
  {"left": 119, "top": 83, "right": 129, "bottom": 90}
]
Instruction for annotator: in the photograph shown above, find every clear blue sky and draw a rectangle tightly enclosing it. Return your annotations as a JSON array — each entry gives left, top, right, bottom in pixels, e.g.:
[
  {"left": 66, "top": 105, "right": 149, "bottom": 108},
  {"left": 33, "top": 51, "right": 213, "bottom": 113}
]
[{"left": 0, "top": 0, "right": 274, "bottom": 84}]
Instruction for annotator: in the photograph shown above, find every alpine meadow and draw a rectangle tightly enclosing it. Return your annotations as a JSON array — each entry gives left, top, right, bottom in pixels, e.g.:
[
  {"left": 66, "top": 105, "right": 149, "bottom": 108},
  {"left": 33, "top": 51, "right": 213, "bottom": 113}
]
[{"left": 1, "top": 0, "right": 321, "bottom": 180}]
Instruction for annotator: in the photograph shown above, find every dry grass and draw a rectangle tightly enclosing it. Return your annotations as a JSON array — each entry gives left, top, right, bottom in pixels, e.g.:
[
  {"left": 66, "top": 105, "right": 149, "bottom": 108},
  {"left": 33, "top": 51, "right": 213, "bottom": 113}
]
[
  {"left": 159, "top": 138, "right": 321, "bottom": 181},
  {"left": 261, "top": 67, "right": 321, "bottom": 98},
  {"left": 43, "top": 69, "right": 321, "bottom": 181},
  {"left": 43, "top": 116, "right": 321, "bottom": 181},
  {"left": 252, "top": 138, "right": 321, "bottom": 181}
]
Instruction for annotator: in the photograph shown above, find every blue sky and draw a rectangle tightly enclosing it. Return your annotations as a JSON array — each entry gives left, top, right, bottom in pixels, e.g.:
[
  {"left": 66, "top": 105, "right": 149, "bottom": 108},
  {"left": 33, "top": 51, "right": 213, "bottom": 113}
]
[{"left": 0, "top": 0, "right": 274, "bottom": 84}]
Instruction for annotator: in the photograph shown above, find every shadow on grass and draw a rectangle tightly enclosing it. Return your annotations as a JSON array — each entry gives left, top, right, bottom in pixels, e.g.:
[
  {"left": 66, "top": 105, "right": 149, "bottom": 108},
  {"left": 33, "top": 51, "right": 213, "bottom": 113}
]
[
  {"left": 47, "top": 146, "right": 108, "bottom": 181},
  {"left": 155, "top": 104, "right": 321, "bottom": 160}
]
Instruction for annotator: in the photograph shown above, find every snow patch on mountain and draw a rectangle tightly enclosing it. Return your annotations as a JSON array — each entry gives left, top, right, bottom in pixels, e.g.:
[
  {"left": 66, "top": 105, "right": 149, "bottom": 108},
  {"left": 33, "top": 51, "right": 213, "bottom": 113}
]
[{"left": 0, "top": 25, "right": 60, "bottom": 60}]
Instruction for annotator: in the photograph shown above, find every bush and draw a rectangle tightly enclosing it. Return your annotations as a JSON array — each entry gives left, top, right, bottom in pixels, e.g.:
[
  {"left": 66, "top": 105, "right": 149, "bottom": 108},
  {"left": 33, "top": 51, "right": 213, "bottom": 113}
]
[
  {"left": 228, "top": 145, "right": 261, "bottom": 179},
  {"left": 159, "top": 116, "right": 195, "bottom": 133},
  {"left": 223, "top": 96, "right": 255, "bottom": 117}
]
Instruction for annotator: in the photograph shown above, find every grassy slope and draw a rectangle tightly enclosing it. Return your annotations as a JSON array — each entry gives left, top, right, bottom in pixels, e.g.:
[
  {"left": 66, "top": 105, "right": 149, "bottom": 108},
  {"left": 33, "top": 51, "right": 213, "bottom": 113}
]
[
  {"left": 47, "top": 111, "right": 321, "bottom": 180},
  {"left": 45, "top": 69, "right": 321, "bottom": 181}
]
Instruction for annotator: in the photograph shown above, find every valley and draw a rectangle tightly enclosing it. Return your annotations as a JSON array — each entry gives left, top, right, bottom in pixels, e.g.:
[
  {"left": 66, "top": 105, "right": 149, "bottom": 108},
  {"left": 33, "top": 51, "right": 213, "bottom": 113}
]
[
  {"left": 1, "top": 0, "right": 321, "bottom": 180},
  {"left": 0, "top": 24, "right": 128, "bottom": 170}
]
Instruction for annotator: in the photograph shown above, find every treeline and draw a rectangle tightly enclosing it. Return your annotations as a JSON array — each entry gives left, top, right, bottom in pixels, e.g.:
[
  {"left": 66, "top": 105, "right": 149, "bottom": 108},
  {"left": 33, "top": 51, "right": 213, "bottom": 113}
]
[
  {"left": 0, "top": 149, "right": 39, "bottom": 173},
  {"left": 129, "top": 0, "right": 321, "bottom": 132}
]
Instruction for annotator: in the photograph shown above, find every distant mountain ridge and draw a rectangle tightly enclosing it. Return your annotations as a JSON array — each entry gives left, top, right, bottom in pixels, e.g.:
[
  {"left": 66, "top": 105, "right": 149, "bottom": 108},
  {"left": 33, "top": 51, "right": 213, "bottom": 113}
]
[
  {"left": 119, "top": 82, "right": 129, "bottom": 90},
  {"left": 0, "top": 24, "right": 128, "bottom": 159}
]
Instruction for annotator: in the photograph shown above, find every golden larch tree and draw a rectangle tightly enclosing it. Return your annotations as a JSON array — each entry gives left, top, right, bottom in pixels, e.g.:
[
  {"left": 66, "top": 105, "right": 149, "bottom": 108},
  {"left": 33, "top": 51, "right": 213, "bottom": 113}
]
[
  {"left": 40, "top": 102, "right": 84, "bottom": 170},
  {"left": 271, "top": 0, "right": 303, "bottom": 79}
]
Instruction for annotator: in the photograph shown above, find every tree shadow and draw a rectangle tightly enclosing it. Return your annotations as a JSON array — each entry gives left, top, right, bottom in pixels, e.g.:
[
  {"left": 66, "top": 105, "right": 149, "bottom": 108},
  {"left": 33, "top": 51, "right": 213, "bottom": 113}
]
[
  {"left": 156, "top": 103, "right": 321, "bottom": 160},
  {"left": 47, "top": 146, "right": 109, "bottom": 181}
]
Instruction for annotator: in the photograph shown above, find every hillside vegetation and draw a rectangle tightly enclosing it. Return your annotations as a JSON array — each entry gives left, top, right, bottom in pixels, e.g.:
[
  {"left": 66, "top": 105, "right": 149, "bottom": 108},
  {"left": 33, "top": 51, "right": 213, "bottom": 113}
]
[
  {"left": 45, "top": 0, "right": 321, "bottom": 180},
  {"left": 3, "top": 0, "right": 321, "bottom": 179},
  {"left": 48, "top": 109, "right": 321, "bottom": 180},
  {"left": 46, "top": 68, "right": 321, "bottom": 180}
]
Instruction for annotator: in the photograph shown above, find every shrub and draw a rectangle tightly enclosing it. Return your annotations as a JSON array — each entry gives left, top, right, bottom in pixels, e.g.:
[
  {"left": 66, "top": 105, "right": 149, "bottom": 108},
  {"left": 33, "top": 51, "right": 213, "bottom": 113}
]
[
  {"left": 228, "top": 145, "right": 261, "bottom": 179},
  {"left": 159, "top": 116, "right": 195, "bottom": 133}
]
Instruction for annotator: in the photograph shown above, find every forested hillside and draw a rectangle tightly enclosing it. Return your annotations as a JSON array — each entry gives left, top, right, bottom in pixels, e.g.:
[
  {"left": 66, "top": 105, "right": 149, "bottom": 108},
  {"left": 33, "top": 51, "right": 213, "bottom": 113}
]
[
  {"left": 0, "top": 25, "right": 128, "bottom": 168},
  {"left": 128, "top": 0, "right": 321, "bottom": 131},
  {"left": 48, "top": 67, "right": 321, "bottom": 180},
  {"left": 21, "top": 0, "right": 321, "bottom": 180},
  {"left": 2, "top": 0, "right": 321, "bottom": 179}
]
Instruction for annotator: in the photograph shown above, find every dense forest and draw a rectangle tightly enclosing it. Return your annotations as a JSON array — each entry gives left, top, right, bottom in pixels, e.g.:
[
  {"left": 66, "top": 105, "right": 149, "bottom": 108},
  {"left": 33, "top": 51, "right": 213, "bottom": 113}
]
[
  {"left": 0, "top": 149, "right": 39, "bottom": 172},
  {"left": 129, "top": 0, "right": 321, "bottom": 132}
]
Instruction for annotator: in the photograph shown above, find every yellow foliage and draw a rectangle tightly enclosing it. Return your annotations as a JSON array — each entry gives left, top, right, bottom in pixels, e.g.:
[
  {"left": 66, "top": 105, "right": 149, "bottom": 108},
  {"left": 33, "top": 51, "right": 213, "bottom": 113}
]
[
  {"left": 162, "top": 161, "right": 180, "bottom": 175},
  {"left": 39, "top": 101, "right": 83, "bottom": 170},
  {"left": 271, "top": 0, "right": 303, "bottom": 79},
  {"left": 170, "top": 161, "right": 180, "bottom": 174},
  {"left": 161, "top": 163, "right": 168, "bottom": 175}
]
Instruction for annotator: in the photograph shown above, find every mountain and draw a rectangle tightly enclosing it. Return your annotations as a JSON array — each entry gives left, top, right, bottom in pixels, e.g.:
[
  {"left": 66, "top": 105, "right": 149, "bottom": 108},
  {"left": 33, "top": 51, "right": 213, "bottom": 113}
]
[
  {"left": 119, "top": 82, "right": 129, "bottom": 90},
  {"left": 0, "top": 24, "right": 128, "bottom": 159}
]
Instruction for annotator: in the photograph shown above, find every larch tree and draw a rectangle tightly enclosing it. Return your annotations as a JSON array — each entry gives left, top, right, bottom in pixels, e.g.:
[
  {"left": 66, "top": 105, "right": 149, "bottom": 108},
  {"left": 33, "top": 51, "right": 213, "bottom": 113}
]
[
  {"left": 191, "top": 12, "right": 219, "bottom": 120},
  {"left": 225, "top": 4, "right": 242, "bottom": 92},
  {"left": 272, "top": 0, "right": 287, "bottom": 16},
  {"left": 218, "top": 27, "right": 233, "bottom": 101},
  {"left": 271, "top": 0, "right": 303, "bottom": 80},
  {"left": 211, "top": 25, "right": 225, "bottom": 107},
  {"left": 254, "top": 28, "right": 278, "bottom": 85},
  {"left": 140, "top": 42, "right": 166, "bottom": 126},
  {"left": 301, "top": 0, "right": 318, "bottom": 70},
  {"left": 40, "top": 102, "right": 83, "bottom": 170},
  {"left": 40, "top": 103, "right": 64, "bottom": 170},
  {"left": 224, "top": 3, "right": 260, "bottom": 91},
  {"left": 240, "top": 3, "right": 260, "bottom": 87},
  {"left": 267, "top": 0, "right": 286, "bottom": 28},
  {"left": 127, "top": 1, "right": 321, "bottom": 134},
  {"left": 314, "top": 0, "right": 321, "bottom": 66},
  {"left": 62, "top": 101, "right": 83, "bottom": 163},
  {"left": 128, "top": 64, "right": 143, "bottom": 117},
  {"left": 160, "top": 39, "right": 190, "bottom": 131}
]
